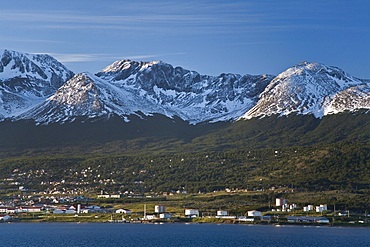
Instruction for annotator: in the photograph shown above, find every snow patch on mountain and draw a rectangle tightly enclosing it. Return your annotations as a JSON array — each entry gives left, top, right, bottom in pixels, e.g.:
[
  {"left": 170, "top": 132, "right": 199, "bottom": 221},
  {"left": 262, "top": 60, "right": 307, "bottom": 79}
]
[
  {"left": 240, "top": 62, "right": 368, "bottom": 120},
  {"left": 0, "top": 49, "right": 74, "bottom": 119},
  {"left": 95, "top": 60, "right": 273, "bottom": 124}
]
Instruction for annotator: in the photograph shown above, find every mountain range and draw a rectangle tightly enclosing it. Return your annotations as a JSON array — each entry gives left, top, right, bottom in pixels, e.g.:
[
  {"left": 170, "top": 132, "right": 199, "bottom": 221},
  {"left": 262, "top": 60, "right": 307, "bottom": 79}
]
[{"left": 1, "top": 49, "right": 369, "bottom": 125}]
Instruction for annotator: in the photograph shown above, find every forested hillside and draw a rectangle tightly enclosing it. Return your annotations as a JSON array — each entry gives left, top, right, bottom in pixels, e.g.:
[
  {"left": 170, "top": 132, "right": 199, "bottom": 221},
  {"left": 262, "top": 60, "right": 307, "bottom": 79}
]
[
  {"left": 1, "top": 142, "right": 369, "bottom": 194},
  {"left": 0, "top": 111, "right": 369, "bottom": 157}
]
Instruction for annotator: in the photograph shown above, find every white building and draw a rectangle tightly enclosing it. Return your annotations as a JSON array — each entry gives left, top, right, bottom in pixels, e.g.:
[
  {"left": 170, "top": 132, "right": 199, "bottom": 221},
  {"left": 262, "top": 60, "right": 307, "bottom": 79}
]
[
  {"left": 247, "top": 210, "right": 262, "bottom": 217},
  {"left": 159, "top": 213, "right": 172, "bottom": 219},
  {"left": 217, "top": 210, "right": 228, "bottom": 216},
  {"left": 116, "top": 209, "right": 132, "bottom": 214},
  {"left": 144, "top": 215, "right": 156, "bottom": 220},
  {"left": 0, "top": 215, "right": 12, "bottom": 221},
  {"left": 316, "top": 205, "right": 328, "bottom": 212},
  {"left": 185, "top": 209, "right": 199, "bottom": 217}
]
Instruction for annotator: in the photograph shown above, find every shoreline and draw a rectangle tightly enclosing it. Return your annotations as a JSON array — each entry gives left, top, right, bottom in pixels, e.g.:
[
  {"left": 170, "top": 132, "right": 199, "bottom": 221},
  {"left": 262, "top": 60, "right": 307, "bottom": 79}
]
[{"left": 2, "top": 218, "right": 370, "bottom": 228}]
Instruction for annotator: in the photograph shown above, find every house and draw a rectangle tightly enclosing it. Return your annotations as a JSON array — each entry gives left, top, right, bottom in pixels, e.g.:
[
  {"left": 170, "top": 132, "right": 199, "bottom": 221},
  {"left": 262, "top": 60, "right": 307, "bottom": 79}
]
[
  {"left": 116, "top": 209, "right": 132, "bottom": 214},
  {"left": 185, "top": 209, "right": 199, "bottom": 218},
  {"left": 159, "top": 213, "right": 172, "bottom": 219},
  {"left": 247, "top": 210, "right": 262, "bottom": 217},
  {"left": 217, "top": 210, "right": 228, "bottom": 216},
  {"left": 0, "top": 215, "right": 12, "bottom": 221}
]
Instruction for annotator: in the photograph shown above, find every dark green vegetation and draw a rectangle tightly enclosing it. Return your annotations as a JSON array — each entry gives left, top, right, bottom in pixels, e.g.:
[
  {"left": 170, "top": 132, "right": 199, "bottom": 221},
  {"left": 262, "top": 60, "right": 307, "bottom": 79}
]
[
  {"left": 1, "top": 142, "right": 369, "bottom": 193},
  {"left": 0, "top": 111, "right": 369, "bottom": 211},
  {"left": 1, "top": 143, "right": 370, "bottom": 211},
  {"left": 1, "top": 110, "right": 369, "bottom": 157}
]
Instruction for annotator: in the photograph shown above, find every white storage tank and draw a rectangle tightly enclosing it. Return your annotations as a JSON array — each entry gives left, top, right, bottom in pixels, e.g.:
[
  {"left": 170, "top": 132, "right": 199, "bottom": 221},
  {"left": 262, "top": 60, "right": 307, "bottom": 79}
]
[
  {"left": 275, "top": 198, "right": 287, "bottom": 206},
  {"left": 155, "top": 205, "right": 166, "bottom": 213},
  {"left": 308, "top": 205, "right": 314, "bottom": 211}
]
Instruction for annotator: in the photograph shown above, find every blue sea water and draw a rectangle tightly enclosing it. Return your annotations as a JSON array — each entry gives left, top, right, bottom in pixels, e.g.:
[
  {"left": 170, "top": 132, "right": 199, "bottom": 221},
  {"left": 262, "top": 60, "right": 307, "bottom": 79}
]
[{"left": 0, "top": 223, "right": 369, "bottom": 247}]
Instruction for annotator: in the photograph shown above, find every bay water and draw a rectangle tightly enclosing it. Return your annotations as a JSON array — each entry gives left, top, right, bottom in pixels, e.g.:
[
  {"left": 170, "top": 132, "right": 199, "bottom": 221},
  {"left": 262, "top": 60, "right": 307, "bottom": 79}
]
[{"left": 0, "top": 223, "right": 369, "bottom": 246}]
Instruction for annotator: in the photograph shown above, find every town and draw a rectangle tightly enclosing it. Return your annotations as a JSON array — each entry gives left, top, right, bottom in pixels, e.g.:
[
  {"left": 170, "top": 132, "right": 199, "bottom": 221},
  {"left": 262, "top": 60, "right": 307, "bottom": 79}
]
[
  {"left": 1, "top": 187, "right": 369, "bottom": 226},
  {"left": 1, "top": 154, "right": 369, "bottom": 226}
]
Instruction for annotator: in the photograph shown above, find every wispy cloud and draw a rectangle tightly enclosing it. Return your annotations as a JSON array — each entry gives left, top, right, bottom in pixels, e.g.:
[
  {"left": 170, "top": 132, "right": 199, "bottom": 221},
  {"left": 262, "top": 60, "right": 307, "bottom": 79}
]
[
  {"left": 0, "top": 11, "right": 222, "bottom": 26},
  {"left": 1, "top": 1, "right": 367, "bottom": 37},
  {"left": 48, "top": 53, "right": 103, "bottom": 63},
  {"left": 126, "top": 53, "right": 186, "bottom": 60},
  {"left": 47, "top": 52, "right": 186, "bottom": 63},
  {"left": 0, "top": 9, "right": 265, "bottom": 35}
]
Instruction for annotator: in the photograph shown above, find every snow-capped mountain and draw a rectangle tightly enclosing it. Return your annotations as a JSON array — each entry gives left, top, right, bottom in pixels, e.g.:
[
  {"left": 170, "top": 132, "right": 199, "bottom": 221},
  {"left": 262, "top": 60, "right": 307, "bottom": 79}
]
[
  {"left": 18, "top": 72, "right": 178, "bottom": 123},
  {"left": 0, "top": 49, "right": 74, "bottom": 119},
  {"left": 241, "top": 62, "right": 370, "bottom": 120},
  {"left": 20, "top": 59, "right": 273, "bottom": 124},
  {"left": 96, "top": 60, "right": 273, "bottom": 123},
  {"left": 1, "top": 49, "right": 369, "bottom": 125}
]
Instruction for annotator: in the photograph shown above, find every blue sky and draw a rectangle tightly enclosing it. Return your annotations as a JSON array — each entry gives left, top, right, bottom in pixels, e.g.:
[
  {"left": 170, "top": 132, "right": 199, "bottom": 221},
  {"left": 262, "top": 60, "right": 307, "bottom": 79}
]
[{"left": 1, "top": 0, "right": 369, "bottom": 78}]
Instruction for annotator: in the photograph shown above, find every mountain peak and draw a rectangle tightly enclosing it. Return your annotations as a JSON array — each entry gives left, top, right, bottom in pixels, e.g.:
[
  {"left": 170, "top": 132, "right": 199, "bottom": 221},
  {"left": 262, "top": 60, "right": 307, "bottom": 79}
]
[
  {"left": 97, "top": 59, "right": 165, "bottom": 81},
  {"left": 100, "top": 59, "right": 164, "bottom": 73},
  {"left": 0, "top": 49, "right": 74, "bottom": 119},
  {"left": 240, "top": 62, "right": 368, "bottom": 120}
]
